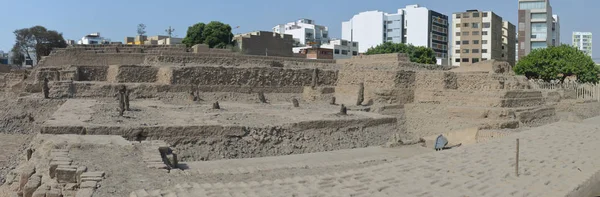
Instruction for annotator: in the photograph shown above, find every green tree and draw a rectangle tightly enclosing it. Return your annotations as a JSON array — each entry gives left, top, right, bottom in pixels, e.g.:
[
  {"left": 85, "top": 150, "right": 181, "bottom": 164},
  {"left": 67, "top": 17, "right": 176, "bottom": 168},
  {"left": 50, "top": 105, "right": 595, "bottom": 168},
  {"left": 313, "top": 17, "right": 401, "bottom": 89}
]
[
  {"left": 514, "top": 45, "right": 598, "bottom": 83},
  {"left": 202, "top": 21, "right": 233, "bottom": 48},
  {"left": 12, "top": 26, "right": 67, "bottom": 65},
  {"left": 10, "top": 45, "right": 25, "bottom": 66},
  {"left": 182, "top": 23, "right": 206, "bottom": 47},
  {"left": 364, "top": 42, "right": 437, "bottom": 64},
  {"left": 182, "top": 21, "right": 233, "bottom": 48}
]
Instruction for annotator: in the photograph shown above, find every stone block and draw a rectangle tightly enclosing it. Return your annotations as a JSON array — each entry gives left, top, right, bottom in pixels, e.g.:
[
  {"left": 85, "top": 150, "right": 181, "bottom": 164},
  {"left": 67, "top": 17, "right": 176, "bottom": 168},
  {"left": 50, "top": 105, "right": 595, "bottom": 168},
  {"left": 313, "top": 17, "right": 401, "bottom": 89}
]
[
  {"left": 80, "top": 172, "right": 104, "bottom": 178},
  {"left": 23, "top": 175, "right": 42, "bottom": 197},
  {"left": 56, "top": 168, "right": 77, "bottom": 183},
  {"left": 19, "top": 165, "right": 36, "bottom": 192},
  {"left": 75, "top": 166, "right": 87, "bottom": 184},
  {"left": 80, "top": 177, "right": 103, "bottom": 182},
  {"left": 46, "top": 190, "right": 62, "bottom": 197},
  {"left": 32, "top": 187, "right": 49, "bottom": 197},
  {"left": 64, "top": 183, "right": 78, "bottom": 191},
  {"left": 49, "top": 161, "right": 72, "bottom": 178},
  {"left": 80, "top": 181, "right": 97, "bottom": 189},
  {"left": 51, "top": 157, "right": 73, "bottom": 163},
  {"left": 75, "top": 188, "right": 94, "bottom": 197}
]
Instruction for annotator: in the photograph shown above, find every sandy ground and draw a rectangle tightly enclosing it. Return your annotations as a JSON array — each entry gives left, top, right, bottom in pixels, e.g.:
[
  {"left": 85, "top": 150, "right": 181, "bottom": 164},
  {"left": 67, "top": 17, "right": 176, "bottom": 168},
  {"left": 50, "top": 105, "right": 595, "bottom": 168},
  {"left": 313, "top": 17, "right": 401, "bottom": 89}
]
[{"left": 68, "top": 144, "right": 430, "bottom": 197}]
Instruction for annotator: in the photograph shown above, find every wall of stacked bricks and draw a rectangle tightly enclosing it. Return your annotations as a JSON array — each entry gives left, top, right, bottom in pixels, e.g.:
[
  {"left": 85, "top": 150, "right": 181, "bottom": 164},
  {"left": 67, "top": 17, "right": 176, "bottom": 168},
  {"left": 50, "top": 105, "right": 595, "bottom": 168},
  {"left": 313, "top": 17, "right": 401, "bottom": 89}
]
[{"left": 38, "top": 45, "right": 335, "bottom": 68}]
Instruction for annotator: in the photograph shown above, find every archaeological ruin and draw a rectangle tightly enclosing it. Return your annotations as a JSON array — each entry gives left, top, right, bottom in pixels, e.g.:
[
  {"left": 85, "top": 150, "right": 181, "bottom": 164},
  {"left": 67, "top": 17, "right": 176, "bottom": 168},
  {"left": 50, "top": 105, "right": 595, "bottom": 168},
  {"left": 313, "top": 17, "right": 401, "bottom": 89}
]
[{"left": 1, "top": 44, "right": 600, "bottom": 197}]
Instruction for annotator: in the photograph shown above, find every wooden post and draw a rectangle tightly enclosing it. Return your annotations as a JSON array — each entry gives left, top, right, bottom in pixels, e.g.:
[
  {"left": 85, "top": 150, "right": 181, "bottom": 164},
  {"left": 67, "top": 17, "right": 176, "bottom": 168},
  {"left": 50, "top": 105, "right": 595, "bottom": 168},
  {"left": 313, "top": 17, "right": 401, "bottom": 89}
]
[{"left": 516, "top": 138, "right": 520, "bottom": 177}]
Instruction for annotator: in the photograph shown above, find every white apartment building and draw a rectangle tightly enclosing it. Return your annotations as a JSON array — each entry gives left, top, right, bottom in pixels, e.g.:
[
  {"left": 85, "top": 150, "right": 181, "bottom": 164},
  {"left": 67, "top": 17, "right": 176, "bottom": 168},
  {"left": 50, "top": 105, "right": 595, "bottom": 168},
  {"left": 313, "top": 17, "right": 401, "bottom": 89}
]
[
  {"left": 292, "top": 39, "right": 359, "bottom": 59},
  {"left": 573, "top": 32, "right": 593, "bottom": 57},
  {"left": 321, "top": 39, "right": 359, "bottom": 59},
  {"left": 342, "top": 5, "right": 449, "bottom": 65},
  {"left": 273, "top": 19, "right": 329, "bottom": 47},
  {"left": 77, "top": 33, "right": 111, "bottom": 45}
]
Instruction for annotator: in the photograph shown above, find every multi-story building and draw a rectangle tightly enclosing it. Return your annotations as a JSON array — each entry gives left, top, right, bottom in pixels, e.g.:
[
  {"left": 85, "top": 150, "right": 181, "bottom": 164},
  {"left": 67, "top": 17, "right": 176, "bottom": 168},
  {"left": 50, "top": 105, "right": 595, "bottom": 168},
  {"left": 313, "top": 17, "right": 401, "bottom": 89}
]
[
  {"left": 451, "top": 10, "right": 516, "bottom": 67},
  {"left": 517, "top": 0, "right": 557, "bottom": 59},
  {"left": 552, "top": 15, "right": 560, "bottom": 46},
  {"left": 77, "top": 33, "right": 111, "bottom": 45},
  {"left": 321, "top": 39, "right": 359, "bottom": 59},
  {"left": 342, "top": 4, "right": 449, "bottom": 65},
  {"left": 125, "top": 35, "right": 182, "bottom": 45},
  {"left": 0, "top": 50, "right": 9, "bottom": 65},
  {"left": 293, "top": 39, "right": 359, "bottom": 60},
  {"left": 573, "top": 32, "right": 593, "bottom": 57},
  {"left": 273, "top": 19, "right": 329, "bottom": 47}
]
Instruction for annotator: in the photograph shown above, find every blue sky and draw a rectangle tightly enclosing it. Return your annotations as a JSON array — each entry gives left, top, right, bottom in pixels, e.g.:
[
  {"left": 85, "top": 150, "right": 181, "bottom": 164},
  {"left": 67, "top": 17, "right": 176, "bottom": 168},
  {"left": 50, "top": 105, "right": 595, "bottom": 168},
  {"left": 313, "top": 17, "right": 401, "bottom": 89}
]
[{"left": 1, "top": 0, "right": 597, "bottom": 59}]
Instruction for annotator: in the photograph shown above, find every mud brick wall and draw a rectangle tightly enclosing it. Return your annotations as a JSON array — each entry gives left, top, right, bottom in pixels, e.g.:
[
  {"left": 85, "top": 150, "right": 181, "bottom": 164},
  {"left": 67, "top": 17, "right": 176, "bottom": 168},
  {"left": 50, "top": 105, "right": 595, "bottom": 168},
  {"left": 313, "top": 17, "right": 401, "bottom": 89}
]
[
  {"left": 106, "top": 65, "right": 158, "bottom": 83},
  {"left": 169, "top": 66, "right": 338, "bottom": 87},
  {"left": 335, "top": 69, "right": 417, "bottom": 106},
  {"left": 144, "top": 54, "right": 336, "bottom": 68},
  {"left": 39, "top": 53, "right": 147, "bottom": 67},
  {"left": 76, "top": 66, "right": 108, "bottom": 81}
]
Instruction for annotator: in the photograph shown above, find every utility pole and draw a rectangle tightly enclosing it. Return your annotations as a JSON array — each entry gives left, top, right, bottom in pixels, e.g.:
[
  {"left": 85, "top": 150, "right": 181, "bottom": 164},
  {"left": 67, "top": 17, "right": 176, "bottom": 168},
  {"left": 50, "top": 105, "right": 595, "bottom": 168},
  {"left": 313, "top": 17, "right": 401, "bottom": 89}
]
[{"left": 165, "top": 26, "right": 175, "bottom": 38}]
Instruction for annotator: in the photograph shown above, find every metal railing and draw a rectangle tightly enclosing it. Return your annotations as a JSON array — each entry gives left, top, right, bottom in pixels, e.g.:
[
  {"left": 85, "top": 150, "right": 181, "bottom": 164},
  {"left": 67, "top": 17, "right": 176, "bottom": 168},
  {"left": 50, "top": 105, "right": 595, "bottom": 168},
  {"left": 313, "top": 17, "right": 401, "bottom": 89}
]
[{"left": 530, "top": 81, "right": 600, "bottom": 102}]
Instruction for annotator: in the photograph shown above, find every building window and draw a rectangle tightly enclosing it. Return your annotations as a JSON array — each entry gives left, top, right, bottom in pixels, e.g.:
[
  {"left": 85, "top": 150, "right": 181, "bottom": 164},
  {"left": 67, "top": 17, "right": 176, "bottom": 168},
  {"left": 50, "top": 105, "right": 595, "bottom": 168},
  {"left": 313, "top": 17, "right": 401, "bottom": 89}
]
[
  {"left": 531, "top": 13, "right": 547, "bottom": 20},
  {"left": 455, "top": 58, "right": 460, "bottom": 62},
  {"left": 455, "top": 49, "right": 460, "bottom": 54},
  {"left": 501, "top": 54, "right": 505, "bottom": 57},
  {"left": 472, "top": 49, "right": 480, "bottom": 53},
  {"left": 462, "top": 32, "right": 470, "bottom": 36},
  {"left": 473, "top": 40, "right": 479, "bottom": 44},
  {"left": 531, "top": 23, "right": 548, "bottom": 40},
  {"left": 462, "top": 49, "right": 469, "bottom": 53},
  {"left": 483, "top": 23, "right": 490, "bottom": 28},
  {"left": 334, "top": 49, "right": 340, "bottom": 54},
  {"left": 456, "top": 32, "right": 461, "bottom": 36},
  {"left": 482, "top": 58, "right": 488, "bottom": 61},
  {"left": 482, "top": 49, "right": 488, "bottom": 53},
  {"left": 482, "top": 13, "right": 488, "bottom": 17},
  {"left": 342, "top": 50, "right": 348, "bottom": 55},
  {"left": 472, "top": 31, "right": 480, "bottom": 35},
  {"left": 352, "top": 51, "right": 358, "bottom": 56},
  {"left": 482, "top": 31, "right": 488, "bottom": 35},
  {"left": 531, "top": 41, "right": 547, "bottom": 49},
  {"left": 472, "top": 58, "right": 480, "bottom": 63},
  {"left": 502, "top": 45, "right": 505, "bottom": 50},
  {"left": 323, "top": 34, "right": 328, "bottom": 38},
  {"left": 482, "top": 40, "right": 488, "bottom": 44},
  {"left": 462, "top": 40, "right": 469, "bottom": 45},
  {"left": 352, "top": 43, "right": 357, "bottom": 47},
  {"left": 473, "top": 12, "right": 480, "bottom": 17},
  {"left": 462, "top": 58, "right": 469, "bottom": 62},
  {"left": 462, "top": 13, "right": 470, "bottom": 18},
  {"left": 456, "top": 24, "right": 460, "bottom": 28},
  {"left": 387, "top": 21, "right": 393, "bottom": 24},
  {"left": 472, "top": 23, "right": 479, "bottom": 28},
  {"left": 463, "top": 23, "right": 469, "bottom": 27},
  {"left": 519, "top": 1, "right": 546, "bottom": 10},
  {"left": 456, "top": 41, "right": 460, "bottom": 45},
  {"left": 456, "top": 14, "right": 461, "bottom": 19}
]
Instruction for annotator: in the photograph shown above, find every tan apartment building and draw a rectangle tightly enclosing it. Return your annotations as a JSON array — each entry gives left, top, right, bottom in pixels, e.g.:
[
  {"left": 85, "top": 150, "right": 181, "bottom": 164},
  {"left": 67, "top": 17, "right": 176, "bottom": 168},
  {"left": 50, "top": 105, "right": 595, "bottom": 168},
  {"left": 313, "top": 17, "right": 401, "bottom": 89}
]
[{"left": 451, "top": 10, "right": 516, "bottom": 66}]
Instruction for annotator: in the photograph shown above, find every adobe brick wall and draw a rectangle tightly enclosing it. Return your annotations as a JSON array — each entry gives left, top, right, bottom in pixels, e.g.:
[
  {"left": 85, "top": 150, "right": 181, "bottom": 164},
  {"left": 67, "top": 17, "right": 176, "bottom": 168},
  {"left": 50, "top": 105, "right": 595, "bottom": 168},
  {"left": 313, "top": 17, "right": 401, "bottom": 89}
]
[
  {"left": 77, "top": 66, "right": 108, "bottom": 81},
  {"left": 106, "top": 65, "right": 158, "bottom": 83},
  {"left": 234, "top": 31, "right": 294, "bottom": 57},
  {"left": 169, "top": 66, "right": 337, "bottom": 87}
]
